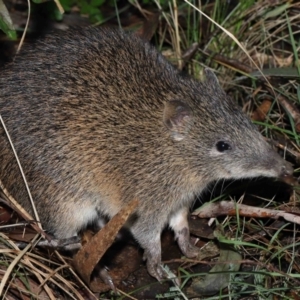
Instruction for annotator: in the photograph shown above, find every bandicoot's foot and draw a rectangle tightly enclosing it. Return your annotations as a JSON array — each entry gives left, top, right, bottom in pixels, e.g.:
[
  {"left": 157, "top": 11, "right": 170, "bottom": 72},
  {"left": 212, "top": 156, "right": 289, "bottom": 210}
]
[
  {"left": 177, "top": 227, "right": 199, "bottom": 258},
  {"left": 147, "top": 260, "right": 166, "bottom": 282},
  {"left": 143, "top": 248, "right": 167, "bottom": 282}
]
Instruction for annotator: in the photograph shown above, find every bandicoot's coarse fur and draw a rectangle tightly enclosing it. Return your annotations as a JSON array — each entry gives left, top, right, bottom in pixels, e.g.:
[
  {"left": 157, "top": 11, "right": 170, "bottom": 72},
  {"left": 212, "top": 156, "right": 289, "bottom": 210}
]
[{"left": 0, "top": 27, "right": 293, "bottom": 280}]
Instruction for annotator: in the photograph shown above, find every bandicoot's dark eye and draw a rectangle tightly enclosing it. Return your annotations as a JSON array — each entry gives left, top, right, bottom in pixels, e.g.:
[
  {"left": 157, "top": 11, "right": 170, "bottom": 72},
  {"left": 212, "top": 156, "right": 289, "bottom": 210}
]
[{"left": 216, "top": 141, "right": 232, "bottom": 152}]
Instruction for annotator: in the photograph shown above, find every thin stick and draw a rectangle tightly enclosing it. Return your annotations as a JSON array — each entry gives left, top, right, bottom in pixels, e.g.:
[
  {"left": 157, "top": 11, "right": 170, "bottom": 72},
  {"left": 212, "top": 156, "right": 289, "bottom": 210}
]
[
  {"left": 0, "top": 115, "right": 41, "bottom": 227},
  {"left": 16, "top": 0, "right": 30, "bottom": 54}
]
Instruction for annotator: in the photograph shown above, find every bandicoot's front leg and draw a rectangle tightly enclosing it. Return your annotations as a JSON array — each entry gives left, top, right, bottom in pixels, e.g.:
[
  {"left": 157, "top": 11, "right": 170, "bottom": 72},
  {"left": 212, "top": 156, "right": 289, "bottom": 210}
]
[
  {"left": 132, "top": 226, "right": 167, "bottom": 281},
  {"left": 169, "top": 208, "right": 199, "bottom": 258}
]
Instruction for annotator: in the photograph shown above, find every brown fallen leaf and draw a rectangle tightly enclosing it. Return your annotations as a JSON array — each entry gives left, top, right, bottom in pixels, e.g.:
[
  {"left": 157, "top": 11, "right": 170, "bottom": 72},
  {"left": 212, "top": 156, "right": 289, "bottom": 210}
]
[
  {"left": 72, "top": 199, "right": 139, "bottom": 293},
  {"left": 251, "top": 99, "right": 272, "bottom": 122}
]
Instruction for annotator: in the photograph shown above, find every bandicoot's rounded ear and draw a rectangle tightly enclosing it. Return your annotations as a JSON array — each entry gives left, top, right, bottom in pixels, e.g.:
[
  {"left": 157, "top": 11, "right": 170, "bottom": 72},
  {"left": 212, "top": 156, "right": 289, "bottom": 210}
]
[
  {"left": 163, "top": 100, "right": 193, "bottom": 141},
  {"left": 204, "top": 68, "right": 235, "bottom": 106},
  {"left": 204, "top": 68, "right": 220, "bottom": 86}
]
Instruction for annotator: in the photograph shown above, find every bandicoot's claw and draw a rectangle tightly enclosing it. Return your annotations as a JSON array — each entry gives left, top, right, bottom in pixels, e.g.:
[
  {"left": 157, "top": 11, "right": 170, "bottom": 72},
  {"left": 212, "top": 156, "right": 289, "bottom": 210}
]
[{"left": 98, "top": 267, "right": 116, "bottom": 292}]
